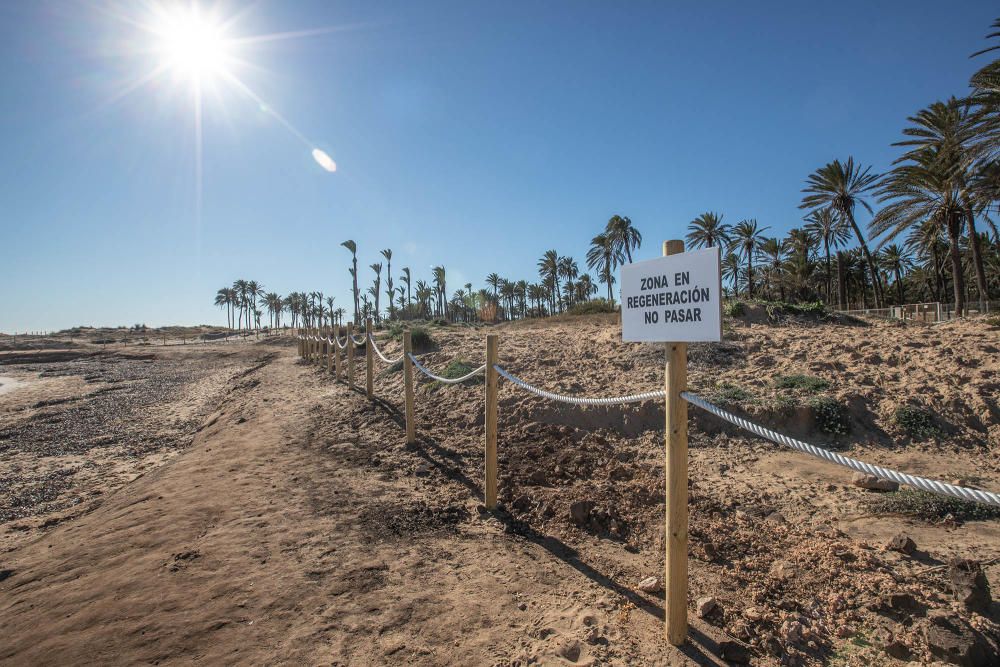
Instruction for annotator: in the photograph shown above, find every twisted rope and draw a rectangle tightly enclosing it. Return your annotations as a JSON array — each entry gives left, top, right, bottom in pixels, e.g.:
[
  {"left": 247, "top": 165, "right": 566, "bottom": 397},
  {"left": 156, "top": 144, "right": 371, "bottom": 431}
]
[
  {"left": 681, "top": 391, "right": 1000, "bottom": 507},
  {"left": 368, "top": 334, "right": 403, "bottom": 365},
  {"left": 407, "top": 353, "right": 486, "bottom": 384},
  {"left": 351, "top": 334, "right": 366, "bottom": 346},
  {"left": 494, "top": 365, "right": 666, "bottom": 405}
]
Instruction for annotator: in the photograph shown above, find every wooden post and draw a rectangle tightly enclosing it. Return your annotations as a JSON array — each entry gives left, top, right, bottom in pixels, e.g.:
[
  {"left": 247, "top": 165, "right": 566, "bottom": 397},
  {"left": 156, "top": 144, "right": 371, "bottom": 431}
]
[
  {"left": 327, "top": 328, "right": 334, "bottom": 373},
  {"left": 403, "top": 331, "right": 416, "bottom": 444},
  {"left": 334, "top": 325, "right": 342, "bottom": 381},
  {"left": 365, "top": 317, "right": 374, "bottom": 399},
  {"left": 346, "top": 323, "right": 355, "bottom": 390},
  {"left": 484, "top": 333, "right": 498, "bottom": 510},
  {"left": 663, "top": 239, "right": 688, "bottom": 645}
]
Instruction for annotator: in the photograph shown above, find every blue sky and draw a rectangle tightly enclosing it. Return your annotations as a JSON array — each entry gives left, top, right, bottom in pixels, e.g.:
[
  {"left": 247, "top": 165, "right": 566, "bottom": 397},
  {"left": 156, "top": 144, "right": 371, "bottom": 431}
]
[{"left": 1, "top": 1, "right": 996, "bottom": 331}]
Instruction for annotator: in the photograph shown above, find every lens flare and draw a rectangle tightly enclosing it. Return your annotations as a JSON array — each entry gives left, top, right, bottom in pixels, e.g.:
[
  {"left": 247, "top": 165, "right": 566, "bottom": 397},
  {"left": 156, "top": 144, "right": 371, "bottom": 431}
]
[{"left": 312, "top": 148, "right": 337, "bottom": 172}]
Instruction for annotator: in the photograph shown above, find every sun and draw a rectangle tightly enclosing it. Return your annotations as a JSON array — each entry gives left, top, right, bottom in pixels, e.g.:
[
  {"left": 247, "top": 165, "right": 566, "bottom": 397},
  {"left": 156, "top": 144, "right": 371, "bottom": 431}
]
[{"left": 153, "top": 7, "right": 231, "bottom": 82}]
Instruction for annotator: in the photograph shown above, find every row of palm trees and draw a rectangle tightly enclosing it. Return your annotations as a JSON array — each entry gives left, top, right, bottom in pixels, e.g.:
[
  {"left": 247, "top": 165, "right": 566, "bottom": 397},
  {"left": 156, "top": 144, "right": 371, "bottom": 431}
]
[
  {"left": 214, "top": 19, "right": 1000, "bottom": 328},
  {"left": 684, "top": 20, "right": 1000, "bottom": 313}
]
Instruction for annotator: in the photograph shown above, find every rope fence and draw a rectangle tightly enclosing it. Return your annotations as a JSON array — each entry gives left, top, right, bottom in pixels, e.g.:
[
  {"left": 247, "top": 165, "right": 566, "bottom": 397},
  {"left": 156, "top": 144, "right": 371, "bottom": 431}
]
[{"left": 294, "top": 325, "right": 1000, "bottom": 508}]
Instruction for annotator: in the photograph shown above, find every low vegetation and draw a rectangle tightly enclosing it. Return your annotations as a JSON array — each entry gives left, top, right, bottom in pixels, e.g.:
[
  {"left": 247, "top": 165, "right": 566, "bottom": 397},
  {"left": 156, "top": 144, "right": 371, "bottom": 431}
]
[
  {"left": 809, "top": 396, "right": 851, "bottom": 435},
  {"left": 866, "top": 489, "right": 1000, "bottom": 522},
  {"left": 894, "top": 404, "right": 940, "bottom": 439},
  {"left": 429, "top": 359, "right": 484, "bottom": 391},
  {"left": 774, "top": 374, "right": 830, "bottom": 392}
]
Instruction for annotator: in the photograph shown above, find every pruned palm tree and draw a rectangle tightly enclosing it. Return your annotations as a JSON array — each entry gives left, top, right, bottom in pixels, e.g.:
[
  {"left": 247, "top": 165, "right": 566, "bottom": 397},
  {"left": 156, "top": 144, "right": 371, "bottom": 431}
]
[
  {"left": 381, "top": 249, "right": 394, "bottom": 319},
  {"left": 800, "top": 157, "right": 884, "bottom": 307},
  {"left": 759, "top": 237, "right": 788, "bottom": 301},
  {"left": 721, "top": 252, "right": 742, "bottom": 294},
  {"left": 432, "top": 266, "right": 447, "bottom": 319},
  {"left": 686, "top": 212, "right": 731, "bottom": 249},
  {"left": 401, "top": 267, "right": 412, "bottom": 316},
  {"left": 341, "top": 240, "right": 359, "bottom": 324},
  {"left": 370, "top": 263, "right": 382, "bottom": 324},
  {"left": 605, "top": 215, "right": 642, "bottom": 263}
]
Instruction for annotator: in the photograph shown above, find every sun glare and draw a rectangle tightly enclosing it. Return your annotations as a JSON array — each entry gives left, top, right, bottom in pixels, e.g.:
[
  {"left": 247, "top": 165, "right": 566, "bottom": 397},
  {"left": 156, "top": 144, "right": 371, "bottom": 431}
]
[{"left": 155, "top": 8, "right": 230, "bottom": 81}]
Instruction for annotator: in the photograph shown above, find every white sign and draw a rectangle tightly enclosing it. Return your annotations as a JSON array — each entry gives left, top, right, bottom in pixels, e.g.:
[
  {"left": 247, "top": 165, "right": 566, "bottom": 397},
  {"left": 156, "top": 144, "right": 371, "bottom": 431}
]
[{"left": 620, "top": 247, "right": 722, "bottom": 342}]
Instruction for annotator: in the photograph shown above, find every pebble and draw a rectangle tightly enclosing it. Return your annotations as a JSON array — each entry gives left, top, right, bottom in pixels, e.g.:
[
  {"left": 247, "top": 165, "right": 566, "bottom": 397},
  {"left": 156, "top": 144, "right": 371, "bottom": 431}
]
[
  {"left": 637, "top": 576, "right": 661, "bottom": 593},
  {"left": 696, "top": 596, "right": 717, "bottom": 618}
]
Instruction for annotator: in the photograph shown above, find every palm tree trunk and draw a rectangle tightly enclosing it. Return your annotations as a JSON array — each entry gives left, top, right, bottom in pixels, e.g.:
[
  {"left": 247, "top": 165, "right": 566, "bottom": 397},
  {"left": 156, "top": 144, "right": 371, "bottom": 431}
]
[
  {"left": 824, "top": 239, "right": 832, "bottom": 305},
  {"left": 965, "top": 204, "right": 988, "bottom": 311},
  {"left": 947, "top": 215, "right": 966, "bottom": 316},
  {"left": 836, "top": 252, "right": 846, "bottom": 310},
  {"left": 845, "top": 211, "right": 883, "bottom": 308},
  {"left": 895, "top": 268, "right": 904, "bottom": 305}
]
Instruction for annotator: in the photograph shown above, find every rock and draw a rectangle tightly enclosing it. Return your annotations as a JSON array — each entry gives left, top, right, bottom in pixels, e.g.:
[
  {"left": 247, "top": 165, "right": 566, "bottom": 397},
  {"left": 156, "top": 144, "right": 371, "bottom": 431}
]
[
  {"left": 887, "top": 533, "right": 917, "bottom": 555},
  {"left": 948, "top": 559, "right": 993, "bottom": 614},
  {"left": 527, "top": 469, "right": 548, "bottom": 485},
  {"left": 851, "top": 472, "right": 899, "bottom": 492},
  {"left": 923, "top": 614, "right": 994, "bottom": 666},
  {"left": 518, "top": 602, "right": 528, "bottom": 611},
  {"left": 719, "top": 640, "right": 751, "bottom": 664},
  {"left": 883, "top": 640, "right": 911, "bottom": 660},
  {"left": 780, "top": 620, "right": 805, "bottom": 644},
  {"left": 702, "top": 542, "right": 718, "bottom": 561},
  {"left": 765, "top": 511, "right": 787, "bottom": 524},
  {"left": 696, "top": 596, "right": 717, "bottom": 618},
  {"left": 569, "top": 500, "right": 594, "bottom": 526},
  {"left": 512, "top": 495, "right": 533, "bottom": 512},
  {"left": 835, "top": 625, "right": 855, "bottom": 639},
  {"left": 638, "top": 576, "right": 661, "bottom": 593},
  {"left": 558, "top": 639, "right": 582, "bottom": 663}
]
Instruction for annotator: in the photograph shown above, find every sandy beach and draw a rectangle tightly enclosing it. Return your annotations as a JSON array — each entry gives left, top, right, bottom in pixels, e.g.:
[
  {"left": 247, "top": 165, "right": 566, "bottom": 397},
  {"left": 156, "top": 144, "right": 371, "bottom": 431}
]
[{"left": 1, "top": 313, "right": 998, "bottom": 665}]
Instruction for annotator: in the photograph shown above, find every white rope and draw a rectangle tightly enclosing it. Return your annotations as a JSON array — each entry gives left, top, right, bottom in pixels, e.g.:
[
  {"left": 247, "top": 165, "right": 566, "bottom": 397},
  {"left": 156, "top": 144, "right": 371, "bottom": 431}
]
[
  {"left": 368, "top": 334, "right": 403, "bottom": 365},
  {"left": 682, "top": 391, "right": 1000, "bottom": 507},
  {"left": 494, "top": 365, "right": 666, "bottom": 405},
  {"left": 334, "top": 336, "right": 348, "bottom": 350},
  {"left": 408, "top": 353, "right": 486, "bottom": 384},
  {"left": 351, "top": 334, "right": 366, "bottom": 345}
]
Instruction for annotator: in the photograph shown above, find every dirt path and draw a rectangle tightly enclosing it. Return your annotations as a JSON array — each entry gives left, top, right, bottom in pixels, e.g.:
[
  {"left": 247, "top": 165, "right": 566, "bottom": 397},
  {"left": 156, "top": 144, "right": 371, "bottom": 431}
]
[{"left": 0, "top": 346, "right": 727, "bottom": 665}]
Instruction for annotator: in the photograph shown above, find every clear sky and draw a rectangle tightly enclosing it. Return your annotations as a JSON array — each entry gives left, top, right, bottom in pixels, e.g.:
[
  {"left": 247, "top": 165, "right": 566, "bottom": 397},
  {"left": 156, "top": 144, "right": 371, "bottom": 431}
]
[{"left": 1, "top": 1, "right": 996, "bottom": 332}]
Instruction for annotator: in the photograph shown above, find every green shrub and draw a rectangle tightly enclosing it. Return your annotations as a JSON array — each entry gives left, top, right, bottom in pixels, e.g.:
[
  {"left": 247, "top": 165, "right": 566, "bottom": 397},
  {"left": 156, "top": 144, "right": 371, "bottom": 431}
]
[
  {"left": 723, "top": 300, "right": 745, "bottom": 317},
  {"left": 810, "top": 396, "right": 850, "bottom": 435},
  {"left": 866, "top": 489, "right": 1000, "bottom": 522},
  {"left": 710, "top": 382, "right": 751, "bottom": 406},
  {"left": 568, "top": 299, "right": 617, "bottom": 315},
  {"left": 410, "top": 326, "right": 433, "bottom": 351},
  {"left": 894, "top": 405, "right": 939, "bottom": 439},
  {"left": 431, "top": 318, "right": 449, "bottom": 327},
  {"left": 774, "top": 374, "right": 830, "bottom": 392},
  {"left": 430, "top": 359, "right": 484, "bottom": 390}
]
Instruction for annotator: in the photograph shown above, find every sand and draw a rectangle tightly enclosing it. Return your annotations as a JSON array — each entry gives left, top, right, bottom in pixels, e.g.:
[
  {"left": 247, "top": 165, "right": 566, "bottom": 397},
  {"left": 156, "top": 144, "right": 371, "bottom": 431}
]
[{"left": 0, "top": 315, "right": 998, "bottom": 665}]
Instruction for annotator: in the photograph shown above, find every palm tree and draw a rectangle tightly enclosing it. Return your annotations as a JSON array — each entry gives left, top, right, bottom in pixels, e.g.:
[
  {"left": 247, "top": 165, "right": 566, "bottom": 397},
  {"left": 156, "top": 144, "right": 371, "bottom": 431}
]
[
  {"left": 891, "top": 98, "right": 990, "bottom": 309},
  {"left": 325, "top": 296, "right": 335, "bottom": 328},
  {"left": 576, "top": 273, "right": 597, "bottom": 302},
  {"left": 432, "top": 266, "right": 447, "bottom": 319},
  {"left": 605, "top": 215, "right": 642, "bottom": 263},
  {"left": 538, "top": 250, "right": 560, "bottom": 313},
  {"left": 341, "top": 240, "right": 359, "bottom": 324},
  {"left": 214, "top": 288, "right": 233, "bottom": 329},
  {"left": 381, "top": 249, "right": 394, "bottom": 319},
  {"left": 370, "top": 263, "right": 382, "bottom": 324},
  {"left": 804, "top": 207, "right": 852, "bottom": 307},
  {"left": 586, "top": 232, "right": 621, "bottom": 304},
  {"left": 721, "top": 252, "right": 742, "bottom": 295},
  {"left": 415, "top": 280, "right": 432, "bottom": 318},
  {"left": 873, "top": 147, "right": 968, "bottom": 314},
  {"left": 233, "top": 279, "right": 249, "bottom": 330},
  {"left": 401, "top": 267, "right": 412, "bottom": 317},
  {"left": 878, "top": 244, "right": 912, "bottom": 305},
  {"left": 759, "top": 237, "right": 788, "bottom": 300},
  {"left": 247, "top": 281, "right": 265, "bottom": 331},
  {"left": 686, "top": 212, "right": 732, "bottom": 249},
  {"left": 730, "top": 219, "right": 768, "bottom": 298},
  {"left": 558, "top": 256, "right": 578, "bottom": 308},
  {"left": 800, "top": 158, "right": 884, "bottom": 307}
]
